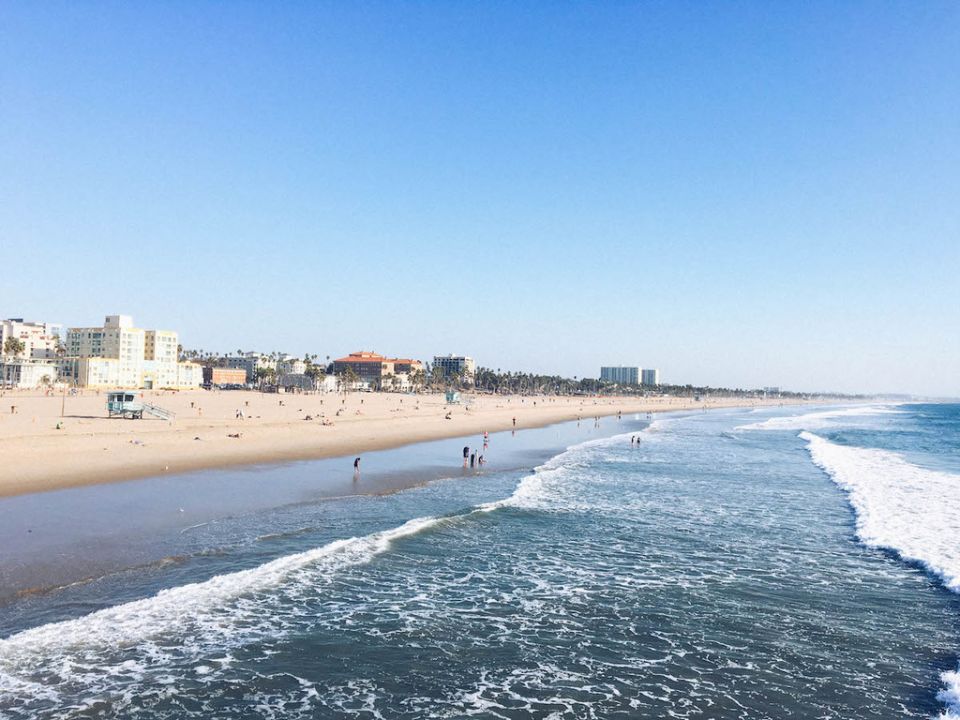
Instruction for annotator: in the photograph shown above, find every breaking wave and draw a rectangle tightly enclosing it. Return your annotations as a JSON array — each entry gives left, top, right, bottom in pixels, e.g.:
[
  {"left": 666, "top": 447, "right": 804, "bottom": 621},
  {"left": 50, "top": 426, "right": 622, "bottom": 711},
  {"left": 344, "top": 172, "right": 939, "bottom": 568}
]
[
  {"left": 0, "top": 425, "right": 655, "bottom": 715},
  {"left": 736, "top": 405, "right": 903, "bottom": 431},
  {"left": 801, "top": 431, "right": 960, "bottom": 719}
]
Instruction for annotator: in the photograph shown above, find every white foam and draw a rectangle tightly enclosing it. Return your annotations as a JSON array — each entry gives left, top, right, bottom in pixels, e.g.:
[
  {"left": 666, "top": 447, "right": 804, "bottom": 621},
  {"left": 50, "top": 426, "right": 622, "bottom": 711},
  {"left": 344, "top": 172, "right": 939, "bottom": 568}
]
[
  {"left": 736, "top": 405, "right": 903, "bottom": 431},
  {"left": 0, "top": 422, "right": 662, "bottom": 714},
  {"left": 479, "top": 425, "right": 658, "bottom": 514},
  {"left": 0, "top": 515, "right": 442, "bottom": 702},
  {"left": 800, "top": 431, "right": 960, "bottom": 718}
]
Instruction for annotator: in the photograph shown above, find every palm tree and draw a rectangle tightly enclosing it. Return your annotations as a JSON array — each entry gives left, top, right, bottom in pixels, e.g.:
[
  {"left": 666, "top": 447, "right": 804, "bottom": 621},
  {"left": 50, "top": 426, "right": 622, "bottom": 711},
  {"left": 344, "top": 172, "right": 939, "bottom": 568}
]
[
  {"left": 339, "top": 366, "right": 359, "bottom": 394},
  {"left": 3, "top": 337, "right": 25, "bottom": 359},
  {"left": 252, "top": 366, "right": 272, "bottom": 388}
]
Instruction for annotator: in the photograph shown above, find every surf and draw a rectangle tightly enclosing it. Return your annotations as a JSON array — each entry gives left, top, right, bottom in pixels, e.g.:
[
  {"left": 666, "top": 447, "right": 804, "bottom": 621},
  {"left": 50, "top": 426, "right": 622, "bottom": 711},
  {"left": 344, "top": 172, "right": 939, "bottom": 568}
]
[
  {"left": 800, "top": 430, "right": 960, "bottom": 718},
  {"left": 736, "top": 404, "right": 903, "bottom": 431},
  {"left": 0, "top": 425, "right": 649, "bottom": 713}
]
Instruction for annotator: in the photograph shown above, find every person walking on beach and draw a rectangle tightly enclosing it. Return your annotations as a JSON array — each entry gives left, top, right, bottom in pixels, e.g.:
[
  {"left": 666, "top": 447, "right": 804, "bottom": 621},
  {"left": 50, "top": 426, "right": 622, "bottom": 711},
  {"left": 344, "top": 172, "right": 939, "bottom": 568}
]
[{"left": 463, "top": 445, "right": 470, "bottom": 467}]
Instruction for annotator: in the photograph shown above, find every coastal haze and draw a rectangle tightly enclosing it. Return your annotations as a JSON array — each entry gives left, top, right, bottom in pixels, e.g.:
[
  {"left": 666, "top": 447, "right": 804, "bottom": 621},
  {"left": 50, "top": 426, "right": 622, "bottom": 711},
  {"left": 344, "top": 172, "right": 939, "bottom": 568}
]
[{"left": 2, "top": 3, "right": 960, "bottom": 720}]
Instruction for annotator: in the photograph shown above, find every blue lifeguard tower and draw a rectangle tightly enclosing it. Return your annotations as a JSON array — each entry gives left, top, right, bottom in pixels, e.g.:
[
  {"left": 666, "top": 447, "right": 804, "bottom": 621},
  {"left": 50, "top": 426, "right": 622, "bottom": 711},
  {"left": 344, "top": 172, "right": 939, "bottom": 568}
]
[{"left": 106, "top": 391, "right": 175, "bottom": 420}]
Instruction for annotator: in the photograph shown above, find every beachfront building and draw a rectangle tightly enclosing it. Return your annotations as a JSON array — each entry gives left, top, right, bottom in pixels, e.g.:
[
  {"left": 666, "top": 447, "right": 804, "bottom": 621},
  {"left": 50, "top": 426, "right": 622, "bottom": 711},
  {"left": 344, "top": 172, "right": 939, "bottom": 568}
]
[
  {"left": 1, "top": 318, "right": 63, "bottom": 359},
  {"left": 600, "top": 366, "right": 640, "bottom": 385},
  {"left": 332, "top": 351, "right": 424, "bottom": 391},
  {"left": 641, "top": 368, "right": 661, "bottom": 386},
  {"left": 0, "top": 358, "right": 60, "bottom": 388},
  {"left": 223, "top": 353, "right": 275, "bottom": 382},
  {"left": 61, "top": 315, "right": 201, "bottom": 389},
  {"left": 277, "top": 373, "right": 315, "bottom": 393},
  {"left": 432, "top": 355, "right": 476, "bottom": 381},
  {"left": 203, "top": 366, "right": 248, "bottom": 387},
  {"left": 277, "top": 355, "right": 307, "bottom": 376},
  {"left": 177, "top": 362, "right": 203, "bottom": 389}
]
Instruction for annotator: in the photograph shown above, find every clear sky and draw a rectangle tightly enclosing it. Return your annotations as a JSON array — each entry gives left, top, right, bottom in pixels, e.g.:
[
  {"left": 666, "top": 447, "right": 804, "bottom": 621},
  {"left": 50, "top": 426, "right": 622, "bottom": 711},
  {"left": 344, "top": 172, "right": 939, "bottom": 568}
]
[{"left": 1, "top": 2, "right": 957, "bottom": 396}]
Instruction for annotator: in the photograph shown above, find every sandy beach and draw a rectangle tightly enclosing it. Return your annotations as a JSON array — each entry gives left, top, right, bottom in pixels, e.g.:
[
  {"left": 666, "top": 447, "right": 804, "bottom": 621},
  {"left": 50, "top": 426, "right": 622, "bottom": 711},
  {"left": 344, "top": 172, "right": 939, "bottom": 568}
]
[{"left": 0, "top": 388, "right": 811, "bottom": 497}]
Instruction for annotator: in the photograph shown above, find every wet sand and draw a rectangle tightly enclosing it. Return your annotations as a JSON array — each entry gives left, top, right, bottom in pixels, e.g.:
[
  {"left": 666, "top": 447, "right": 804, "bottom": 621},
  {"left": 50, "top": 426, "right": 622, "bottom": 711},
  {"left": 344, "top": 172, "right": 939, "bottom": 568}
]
[
  {"left": 0, "top": 388, "right": 810, "bottom": 497},
  {"left": 0, "top": 415, "right": 621, "bottom": 602}
]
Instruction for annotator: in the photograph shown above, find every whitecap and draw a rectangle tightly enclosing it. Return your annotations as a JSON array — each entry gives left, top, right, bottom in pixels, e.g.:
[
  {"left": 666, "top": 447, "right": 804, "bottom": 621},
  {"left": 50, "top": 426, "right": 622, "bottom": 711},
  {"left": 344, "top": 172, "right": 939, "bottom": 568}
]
[
  {"left": 736, "top": 405, "right": 903, "bottom": 432},
  {"left": 800, "top": 431, "right": 960, "bottom": 718}
]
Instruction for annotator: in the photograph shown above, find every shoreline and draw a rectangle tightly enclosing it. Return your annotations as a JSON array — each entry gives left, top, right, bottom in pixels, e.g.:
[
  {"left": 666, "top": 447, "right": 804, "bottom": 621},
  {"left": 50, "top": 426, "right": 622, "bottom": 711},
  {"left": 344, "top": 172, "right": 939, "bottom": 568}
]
[
  {"left": 0, "top": 390, "right": 819, "bottom": 498},
  {"left": 0, "top": 416, "right": 638, "bottom": 601}
]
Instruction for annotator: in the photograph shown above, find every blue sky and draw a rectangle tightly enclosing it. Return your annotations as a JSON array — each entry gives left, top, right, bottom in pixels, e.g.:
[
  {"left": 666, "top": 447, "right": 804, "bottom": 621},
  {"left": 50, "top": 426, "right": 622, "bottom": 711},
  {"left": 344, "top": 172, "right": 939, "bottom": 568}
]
[{"left": 1, "top": 2, "right": 957, "bottom": 396}]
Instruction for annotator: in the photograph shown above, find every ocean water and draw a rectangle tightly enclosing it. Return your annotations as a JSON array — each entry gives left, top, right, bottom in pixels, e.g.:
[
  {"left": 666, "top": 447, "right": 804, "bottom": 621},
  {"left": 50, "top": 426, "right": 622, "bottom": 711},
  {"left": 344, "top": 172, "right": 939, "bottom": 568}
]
[{"left": 1, "top": 404, "right": 959, "bottom": 719}]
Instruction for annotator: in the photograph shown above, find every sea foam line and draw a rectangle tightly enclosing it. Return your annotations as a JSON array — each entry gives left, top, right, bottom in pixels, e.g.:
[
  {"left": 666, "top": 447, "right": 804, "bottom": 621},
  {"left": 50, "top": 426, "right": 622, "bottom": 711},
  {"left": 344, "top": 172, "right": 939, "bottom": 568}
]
[
  {"left": 736, "top": 405, "right": 902, "bottom": 431},
  {"left": 800, "top": 431, "right": 960, "bottom": 719},
  {"left": 1, "top": 427, "right": 641, "bottom": 659},
  {"left": 0, "top": 516, "right": 441, "bottom": 658},
  {"left": 0, "top": 422, "right": 659, "bottom": 718}
]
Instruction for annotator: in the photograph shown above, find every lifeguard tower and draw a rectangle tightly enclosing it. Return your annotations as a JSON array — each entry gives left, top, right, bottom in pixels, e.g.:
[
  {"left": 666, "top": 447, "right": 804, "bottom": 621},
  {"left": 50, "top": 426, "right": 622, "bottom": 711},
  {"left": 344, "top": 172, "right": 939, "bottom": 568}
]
[{"left": 106, "top": 391, "right": 175, "bottom": 420}]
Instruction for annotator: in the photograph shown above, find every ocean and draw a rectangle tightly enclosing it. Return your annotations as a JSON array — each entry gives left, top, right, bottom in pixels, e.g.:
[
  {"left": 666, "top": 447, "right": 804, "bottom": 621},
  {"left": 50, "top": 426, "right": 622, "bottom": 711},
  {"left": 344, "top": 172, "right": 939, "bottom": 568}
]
[{"left": 1, "top": 403, "right": 959, "bottom": 719}]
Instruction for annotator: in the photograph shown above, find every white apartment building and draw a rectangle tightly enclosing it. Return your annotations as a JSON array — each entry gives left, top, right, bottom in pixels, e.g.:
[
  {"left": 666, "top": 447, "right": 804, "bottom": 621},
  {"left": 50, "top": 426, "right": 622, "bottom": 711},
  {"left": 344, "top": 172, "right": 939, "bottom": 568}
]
[
  {"left": 278, "top": 355, "right": 307, "bottom": 376},
  {"left": 177, "top": 362, "right": 204, "bottom": 388},
  {"left": 62, "top": 315, "right": 200, "bottom": 389},
  {"left": 0, "top": 359, "right": 60, "bottom": 388},
  {"left": 1, "top": 318, "right": 63, "bottom": 359},
  {"left": 433, "top": 355, "right": 476, "bottom": 380},
  {"left": 66, "top": 315, "right": 145, "bottom": 387}
]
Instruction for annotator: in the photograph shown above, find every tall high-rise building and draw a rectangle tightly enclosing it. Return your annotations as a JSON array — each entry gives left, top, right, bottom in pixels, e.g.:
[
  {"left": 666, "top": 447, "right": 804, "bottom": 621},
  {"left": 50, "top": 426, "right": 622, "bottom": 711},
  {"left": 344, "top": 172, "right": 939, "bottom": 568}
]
[
  {"left": 433, "top": 355, "right": 476, "bottom": 381},
  {"left": 641, "top": 368, "right": 661, "bottom": 386},
  {"left": 600, "top": 366, "right": 640, "bottom": 384}
]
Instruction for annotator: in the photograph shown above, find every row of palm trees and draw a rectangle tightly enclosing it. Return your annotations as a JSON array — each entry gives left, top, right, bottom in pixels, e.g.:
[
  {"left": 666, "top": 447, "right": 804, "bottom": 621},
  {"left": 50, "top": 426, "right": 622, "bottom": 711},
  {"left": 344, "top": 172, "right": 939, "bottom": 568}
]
[{"left": 179, "top": 347, "right": 854, "bottom": 399}]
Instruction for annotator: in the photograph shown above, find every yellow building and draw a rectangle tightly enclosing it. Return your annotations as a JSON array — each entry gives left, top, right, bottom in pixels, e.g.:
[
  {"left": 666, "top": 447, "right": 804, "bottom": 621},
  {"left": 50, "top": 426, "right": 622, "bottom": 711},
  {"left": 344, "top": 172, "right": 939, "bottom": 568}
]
[{"left": 62, "top": 315, "right": 200, "bottom": 389}]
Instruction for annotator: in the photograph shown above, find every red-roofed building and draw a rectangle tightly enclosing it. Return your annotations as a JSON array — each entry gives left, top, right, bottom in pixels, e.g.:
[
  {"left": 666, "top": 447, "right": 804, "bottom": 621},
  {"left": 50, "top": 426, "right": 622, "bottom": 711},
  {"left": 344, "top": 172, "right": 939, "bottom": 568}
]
[{"left": 332, "top": 351, "right": 423, "bottom": 389}]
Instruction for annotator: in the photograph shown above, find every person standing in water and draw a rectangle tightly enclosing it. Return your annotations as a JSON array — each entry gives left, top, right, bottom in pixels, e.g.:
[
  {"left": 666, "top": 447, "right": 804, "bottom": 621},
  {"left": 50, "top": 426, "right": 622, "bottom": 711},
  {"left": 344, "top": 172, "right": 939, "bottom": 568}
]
[
  {"left": 470, "top": 451, "right": 476, "bottom": 468},
  {"left": 353, "top": 457, "right": 361, "bottom": 478},
  {"left": 463, "top": 445, "right": 470, "bottom": 467}
]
